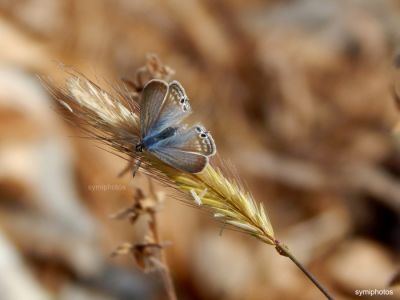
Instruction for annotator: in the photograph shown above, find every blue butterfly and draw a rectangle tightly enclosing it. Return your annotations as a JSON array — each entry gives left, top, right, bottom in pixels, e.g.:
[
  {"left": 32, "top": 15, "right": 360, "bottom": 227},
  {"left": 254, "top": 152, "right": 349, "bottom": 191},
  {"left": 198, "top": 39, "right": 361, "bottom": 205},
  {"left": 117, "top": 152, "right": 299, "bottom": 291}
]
[{"left": 135, "top": 79, "right": 216, "bottom": 173}]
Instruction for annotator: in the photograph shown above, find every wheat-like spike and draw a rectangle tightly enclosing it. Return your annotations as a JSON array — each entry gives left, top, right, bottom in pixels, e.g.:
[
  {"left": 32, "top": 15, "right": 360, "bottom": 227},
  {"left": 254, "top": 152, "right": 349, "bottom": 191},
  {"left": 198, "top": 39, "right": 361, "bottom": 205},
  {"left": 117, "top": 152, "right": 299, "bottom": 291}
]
[
  {"left": 67, "top": 77, "right": 141, "bottom": 137},
  {"left": 154, "top": 162, "right": 276, "bottom": 244},
  {"left": 48, "top": 61, "right": 335, "bottom": 299},
  {"left": 52, "top": 72, "right": 276, "bottom": 245}
]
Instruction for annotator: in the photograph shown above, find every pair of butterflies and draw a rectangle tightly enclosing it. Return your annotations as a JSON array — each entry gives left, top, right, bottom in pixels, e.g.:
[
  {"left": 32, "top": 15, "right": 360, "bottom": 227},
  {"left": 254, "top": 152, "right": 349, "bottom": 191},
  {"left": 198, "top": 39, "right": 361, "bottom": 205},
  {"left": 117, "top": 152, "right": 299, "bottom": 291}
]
[{"left": 135, "top": 79, "right": 216, "bottom": 173}]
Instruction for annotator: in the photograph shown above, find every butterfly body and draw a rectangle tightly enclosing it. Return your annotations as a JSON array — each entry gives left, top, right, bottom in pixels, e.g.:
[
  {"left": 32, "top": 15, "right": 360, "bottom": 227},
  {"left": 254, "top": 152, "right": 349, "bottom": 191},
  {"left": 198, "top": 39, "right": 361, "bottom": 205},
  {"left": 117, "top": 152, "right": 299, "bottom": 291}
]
[
  {"left": 136, "top": 79, "right": 216, "bottom": 173},
  {"left": 137, "top": 126, "right": 178, "bottom": 151}
]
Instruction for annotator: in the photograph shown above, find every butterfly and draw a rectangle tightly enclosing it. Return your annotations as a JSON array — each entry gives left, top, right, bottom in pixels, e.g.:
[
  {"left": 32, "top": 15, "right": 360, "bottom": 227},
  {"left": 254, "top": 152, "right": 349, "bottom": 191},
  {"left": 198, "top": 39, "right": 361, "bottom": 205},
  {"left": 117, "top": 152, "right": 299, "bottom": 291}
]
[{"left": 135, "top": 79, "right": 216, "bottom": 173}]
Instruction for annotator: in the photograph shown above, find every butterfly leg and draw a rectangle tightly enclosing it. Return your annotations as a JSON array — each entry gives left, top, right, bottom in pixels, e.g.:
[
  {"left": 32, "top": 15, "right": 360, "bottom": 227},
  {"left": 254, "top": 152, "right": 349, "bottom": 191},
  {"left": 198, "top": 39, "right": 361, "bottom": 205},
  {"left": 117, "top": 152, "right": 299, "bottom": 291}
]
[
  {"left": 131, "top": 159, "right": 141, "bottom": 178},
  {"left": 118, "top": 159, "right": 141, "bottom": 178}
]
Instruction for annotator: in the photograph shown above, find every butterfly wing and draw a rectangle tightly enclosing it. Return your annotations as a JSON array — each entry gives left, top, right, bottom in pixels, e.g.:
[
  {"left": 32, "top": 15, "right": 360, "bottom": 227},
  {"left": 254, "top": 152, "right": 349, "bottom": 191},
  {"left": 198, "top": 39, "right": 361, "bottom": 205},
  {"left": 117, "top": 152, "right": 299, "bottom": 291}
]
[
  {"left": 150, "top": 148, "right": 209, "bottom": 173},
  {"left": 157, "top": 80, "right": 192, "bottom": 130},
  {"left": 140, "top": 80, "right": 168, "bottom": 138},
  {"left": 141, "top": 80, "right": 192, "bottom": 138},
  {"left": 148, "top": 125, "right": 216, "bottom": 173}
]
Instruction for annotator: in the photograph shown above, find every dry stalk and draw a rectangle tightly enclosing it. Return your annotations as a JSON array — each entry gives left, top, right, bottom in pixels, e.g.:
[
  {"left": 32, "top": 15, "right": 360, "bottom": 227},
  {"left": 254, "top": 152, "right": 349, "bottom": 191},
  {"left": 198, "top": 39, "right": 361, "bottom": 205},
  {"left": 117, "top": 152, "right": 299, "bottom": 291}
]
[
  {"left": 111, "top": 181, "right": 177, "bottom": 300},
  {"left": 48, "top": 54, "right": 334, "bottom": 300},
  {"left": 147, "top": 179, "right": 177, "bottom": 300}
]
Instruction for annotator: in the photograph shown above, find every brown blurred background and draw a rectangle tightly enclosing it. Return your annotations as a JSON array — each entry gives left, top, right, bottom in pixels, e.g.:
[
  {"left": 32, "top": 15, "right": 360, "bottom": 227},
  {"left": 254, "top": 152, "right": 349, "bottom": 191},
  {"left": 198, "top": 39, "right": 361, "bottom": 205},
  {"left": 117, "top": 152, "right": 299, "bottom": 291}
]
[{"left": 0, "top": 0, "right": 400, "bottom": 299}]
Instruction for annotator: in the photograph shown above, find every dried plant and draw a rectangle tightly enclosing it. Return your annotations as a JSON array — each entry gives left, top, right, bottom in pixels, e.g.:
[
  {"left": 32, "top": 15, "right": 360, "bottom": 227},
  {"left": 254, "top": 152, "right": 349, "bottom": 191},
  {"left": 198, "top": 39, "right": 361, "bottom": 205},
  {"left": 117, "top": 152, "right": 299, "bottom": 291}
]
[
  {"left": 47, "top": 54, "right": 334, "bottom": 300},
  {"left": 110, "top": 180, "right": 177, "bottom": 300}
]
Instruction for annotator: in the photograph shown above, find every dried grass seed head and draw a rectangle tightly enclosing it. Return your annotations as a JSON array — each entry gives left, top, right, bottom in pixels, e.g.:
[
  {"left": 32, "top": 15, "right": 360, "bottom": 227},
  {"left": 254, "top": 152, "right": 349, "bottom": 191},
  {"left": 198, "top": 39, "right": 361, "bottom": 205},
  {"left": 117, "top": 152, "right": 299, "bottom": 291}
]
[{"left": 54, "top": 64, "right": 275, "bottom": 245}]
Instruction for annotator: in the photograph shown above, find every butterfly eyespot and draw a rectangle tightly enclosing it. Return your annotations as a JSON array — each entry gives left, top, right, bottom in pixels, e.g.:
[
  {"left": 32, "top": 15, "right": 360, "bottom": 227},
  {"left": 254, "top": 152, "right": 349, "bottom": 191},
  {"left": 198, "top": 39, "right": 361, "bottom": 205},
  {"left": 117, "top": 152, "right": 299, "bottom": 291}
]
[
  {"left": 180, "top": 97, "right": 185, "bottom": 104},
  {"left": 200, "top": 133, "right": 207, "bottom": 138},
  {"left": 196, "top": 127, "right": 202, "bottom": 133}
]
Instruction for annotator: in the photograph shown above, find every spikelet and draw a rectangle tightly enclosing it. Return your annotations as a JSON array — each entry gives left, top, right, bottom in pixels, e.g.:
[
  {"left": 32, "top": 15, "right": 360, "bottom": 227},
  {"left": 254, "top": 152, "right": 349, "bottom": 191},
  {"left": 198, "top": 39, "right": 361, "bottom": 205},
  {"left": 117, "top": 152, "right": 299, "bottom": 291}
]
[
  {"left": 67, "top": 76, "right": 140, "bottom": 132},
  {"left": 50, "top": 58, "right": 276, "bottom": 246},
  {"left": 152, "top": 162, "right": 275, "bottom": 244}
]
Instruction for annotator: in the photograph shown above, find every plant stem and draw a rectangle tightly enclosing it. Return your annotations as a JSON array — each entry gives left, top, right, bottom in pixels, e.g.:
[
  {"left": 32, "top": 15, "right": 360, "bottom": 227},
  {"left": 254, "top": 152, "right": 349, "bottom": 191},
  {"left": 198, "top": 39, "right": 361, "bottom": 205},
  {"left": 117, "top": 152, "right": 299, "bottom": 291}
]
[
  {"left": 275, "top": 241, "right": 334, "bottom": 300},
  {"left": 148, "top": 179, "right": 178, "bottom": 300},
  {"left": 149, "top": 211, "right": 177, "bottom": 300}
]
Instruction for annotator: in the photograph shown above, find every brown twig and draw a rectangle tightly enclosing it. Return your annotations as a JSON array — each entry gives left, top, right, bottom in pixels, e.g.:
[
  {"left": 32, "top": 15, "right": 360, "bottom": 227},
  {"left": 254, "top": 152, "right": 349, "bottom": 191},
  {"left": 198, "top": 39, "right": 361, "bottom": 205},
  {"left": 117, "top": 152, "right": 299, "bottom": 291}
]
[
  {"left": 148, "top": 178, "right": 178, "bottom": 300},
  {"left": 275, "top": 240, "right": 334, "bottom": 300}
]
